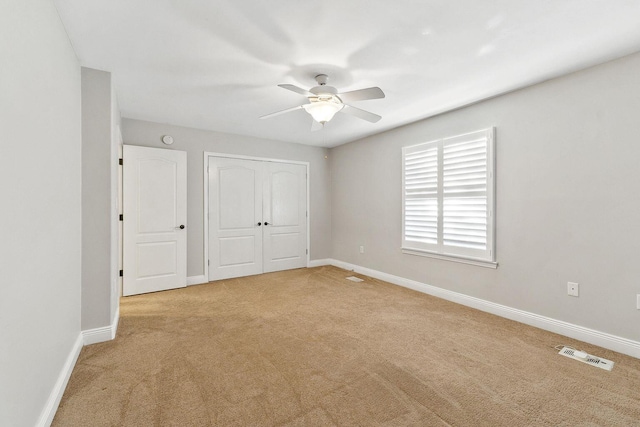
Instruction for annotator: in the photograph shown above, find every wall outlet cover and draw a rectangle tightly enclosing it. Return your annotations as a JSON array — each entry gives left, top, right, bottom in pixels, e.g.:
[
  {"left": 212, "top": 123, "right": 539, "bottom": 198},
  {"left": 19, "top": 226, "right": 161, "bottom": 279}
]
[{"left": 567, "top": 282, "right": 579, "bottom": 297}]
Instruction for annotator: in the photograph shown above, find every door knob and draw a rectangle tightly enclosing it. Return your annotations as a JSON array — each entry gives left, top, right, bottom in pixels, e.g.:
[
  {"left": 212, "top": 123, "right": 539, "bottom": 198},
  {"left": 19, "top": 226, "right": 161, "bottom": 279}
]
[
  {"left": 257, "top": 222, "right": 262, "bottom": 226},
  {"left": 264, "top": 222, "right": 270, "bottom": 226},
  {"left": 176, "top": 225, "right": 185, "bottom": 230}
]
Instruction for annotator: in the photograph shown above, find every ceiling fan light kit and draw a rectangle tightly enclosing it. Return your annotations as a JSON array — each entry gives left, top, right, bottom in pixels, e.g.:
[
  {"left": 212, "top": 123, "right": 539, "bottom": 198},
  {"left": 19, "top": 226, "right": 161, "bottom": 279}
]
[
  {"left": 261, "top": 74, "right": 385, "bottom": 130},
  {"left": 302, "top": 99, "right": 344, "bottom": 124}
]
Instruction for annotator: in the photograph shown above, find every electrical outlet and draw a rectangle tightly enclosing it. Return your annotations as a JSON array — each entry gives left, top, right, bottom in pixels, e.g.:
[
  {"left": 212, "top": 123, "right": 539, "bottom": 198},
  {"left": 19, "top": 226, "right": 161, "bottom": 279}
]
[
  {"left": 359, "top": 245, "right": 365, "bottom": 254},
  {"left": 567, "top": 282, "right": 579, "bottom": 297}
]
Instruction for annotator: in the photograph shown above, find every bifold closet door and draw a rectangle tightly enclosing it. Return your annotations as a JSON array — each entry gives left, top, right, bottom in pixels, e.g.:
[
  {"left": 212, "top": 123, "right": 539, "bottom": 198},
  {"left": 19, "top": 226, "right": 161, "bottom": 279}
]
[{"left": 208, "top": 157, "right": 307, "bottom": 281}]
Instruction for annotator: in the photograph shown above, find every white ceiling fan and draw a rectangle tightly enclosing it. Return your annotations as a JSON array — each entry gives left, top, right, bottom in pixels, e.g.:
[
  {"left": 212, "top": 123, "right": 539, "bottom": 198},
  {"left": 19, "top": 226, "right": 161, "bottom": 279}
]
[{"left": 260, "top": 74, "right": 385, "bottom": 131}]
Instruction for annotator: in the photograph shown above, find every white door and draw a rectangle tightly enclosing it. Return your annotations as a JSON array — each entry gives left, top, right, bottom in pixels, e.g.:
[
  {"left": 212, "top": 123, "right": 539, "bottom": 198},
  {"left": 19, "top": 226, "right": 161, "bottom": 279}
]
[
  {"left": 263, "top": 162, "right": 307, "bottom": 273},
  {"left": 123, "top": 145, "right": 187, "bottom": 296},
  {"left": 208, "top": 157, "right": 307, "bottom": 281},
  {"left": 208, "top": 157, "right": 263, "bottom": 280}
]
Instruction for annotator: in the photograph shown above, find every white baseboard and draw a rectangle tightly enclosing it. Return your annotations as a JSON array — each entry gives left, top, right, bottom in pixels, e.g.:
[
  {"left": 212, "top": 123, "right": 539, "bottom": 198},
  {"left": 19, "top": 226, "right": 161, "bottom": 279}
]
[
  {"left": 36, "top": 333, "right": 83, "bottom": 427},
  {"left": 308, "top": 259, "right": 331, "bottom": 268},
  {"left": 82, "top": 306, "right": 119, "bottom": 346},
  {"left": 326, "top": 259, "right": 640, "bottom": 359},
  {"left": 187, "top": 275, "right": 207, "bottom": 286}
]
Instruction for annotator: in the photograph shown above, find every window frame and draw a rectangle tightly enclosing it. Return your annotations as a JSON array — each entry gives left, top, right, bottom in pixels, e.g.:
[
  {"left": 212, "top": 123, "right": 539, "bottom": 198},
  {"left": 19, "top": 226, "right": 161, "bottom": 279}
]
[{"left": 401, "top": 127, "right": 497, "bottom": 268}]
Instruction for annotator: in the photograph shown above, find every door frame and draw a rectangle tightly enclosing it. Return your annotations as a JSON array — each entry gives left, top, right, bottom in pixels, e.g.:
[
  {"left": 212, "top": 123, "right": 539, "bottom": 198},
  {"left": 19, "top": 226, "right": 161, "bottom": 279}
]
[{"left": 203, "top": 152, "right": 310, "bottom": 281}]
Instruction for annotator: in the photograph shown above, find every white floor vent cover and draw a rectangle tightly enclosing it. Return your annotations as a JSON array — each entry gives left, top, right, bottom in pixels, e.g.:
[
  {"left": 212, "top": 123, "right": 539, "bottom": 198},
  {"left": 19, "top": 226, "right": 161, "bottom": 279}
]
[
  {"left": 558, "top": 347, "right": 614, "bottom": 371},
  {"left": 345, "top": 276, "right": 364, "bottom": 282}
]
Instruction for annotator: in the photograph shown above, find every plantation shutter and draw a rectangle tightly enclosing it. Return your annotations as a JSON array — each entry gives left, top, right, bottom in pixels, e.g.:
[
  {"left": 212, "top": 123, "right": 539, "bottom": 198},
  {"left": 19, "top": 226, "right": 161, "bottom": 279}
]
[
  {"left": 402, "top": 128, "right": 495, "bottom": 263},
  {"left": 403, "top": 143, "right": 439, "bottom": 249}
]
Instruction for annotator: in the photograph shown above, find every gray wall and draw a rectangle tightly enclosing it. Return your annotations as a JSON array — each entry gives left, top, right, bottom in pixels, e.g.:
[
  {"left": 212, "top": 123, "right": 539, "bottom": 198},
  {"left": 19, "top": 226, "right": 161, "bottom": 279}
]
[
  {"left": 330, "top": 52, "right": 640, "bottom": 342},
  {"left": 82, "top": 68, "right": 119, "bottom": 330},
  {"left": 122, "top": 119, "right": 332, "bottom": 277},
  {"left": 111, "top": 80, "right": 122, "bottom": 322},
  {"left": 0, "top": 1, "right": 82, "bottom": 425}
]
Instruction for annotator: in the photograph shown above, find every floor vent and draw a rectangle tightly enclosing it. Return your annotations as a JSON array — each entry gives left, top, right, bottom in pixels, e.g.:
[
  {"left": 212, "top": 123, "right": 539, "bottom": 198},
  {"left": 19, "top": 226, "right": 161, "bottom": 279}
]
[
  {"left": 558, "top": 346, "right": 614, "bottom": 371},
  {"left": 345, "top": 276, "right": 364, "bottom": 282}
]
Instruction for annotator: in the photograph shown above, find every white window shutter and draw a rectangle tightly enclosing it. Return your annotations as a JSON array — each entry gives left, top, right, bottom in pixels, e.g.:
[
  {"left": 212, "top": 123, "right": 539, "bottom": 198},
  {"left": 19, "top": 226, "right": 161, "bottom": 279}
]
[
  {"left": 442, "top": 130, "right": 489, "bottom": 255},
  {"left": 402, "top": 142, "right": 439, "bottom": 249},
  {"left": 402, "top": 128, "right": 495, "bottom": 263}
]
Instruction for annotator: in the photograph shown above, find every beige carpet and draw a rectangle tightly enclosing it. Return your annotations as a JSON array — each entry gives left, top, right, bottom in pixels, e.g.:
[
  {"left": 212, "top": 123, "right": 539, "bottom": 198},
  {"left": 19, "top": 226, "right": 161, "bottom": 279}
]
[{"left": 53, "top": 266, "right": 640, "bottom": 426}]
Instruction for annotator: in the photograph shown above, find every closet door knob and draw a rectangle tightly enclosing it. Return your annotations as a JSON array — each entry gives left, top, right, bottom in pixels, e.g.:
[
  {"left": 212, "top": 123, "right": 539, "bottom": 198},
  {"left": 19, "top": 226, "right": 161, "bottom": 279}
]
[
  {"left": 257, "top": 222, "right": 262, "bottom": 226},
  {"left": 264, "top": 222, "right": 270, "bottom": 226}
]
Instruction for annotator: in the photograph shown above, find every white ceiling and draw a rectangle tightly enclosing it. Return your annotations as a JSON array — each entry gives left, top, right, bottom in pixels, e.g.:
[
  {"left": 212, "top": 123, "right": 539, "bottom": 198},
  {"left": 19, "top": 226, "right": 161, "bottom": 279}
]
[{"left": 54, "top": 0, "right": 640, "bottom": 148}]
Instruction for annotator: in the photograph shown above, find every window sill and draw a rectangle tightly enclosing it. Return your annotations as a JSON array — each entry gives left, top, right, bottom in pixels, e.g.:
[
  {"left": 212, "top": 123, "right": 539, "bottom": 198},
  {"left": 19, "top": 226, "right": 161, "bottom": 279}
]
[{"left": 402, "top": 248, "right": 498, "bottom": 269}]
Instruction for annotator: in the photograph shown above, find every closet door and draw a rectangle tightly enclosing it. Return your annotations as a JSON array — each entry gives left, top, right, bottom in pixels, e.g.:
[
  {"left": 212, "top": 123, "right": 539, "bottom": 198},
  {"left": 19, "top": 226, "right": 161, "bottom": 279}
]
[
  {"left": 123, "top": 145, "right": 187, "bottom": 296},
  {"left": 263, "top": 162, "right": 307, "bottom": 273},
  {"left": 208, "top": 157, "right": 263, "bottom": 280}
]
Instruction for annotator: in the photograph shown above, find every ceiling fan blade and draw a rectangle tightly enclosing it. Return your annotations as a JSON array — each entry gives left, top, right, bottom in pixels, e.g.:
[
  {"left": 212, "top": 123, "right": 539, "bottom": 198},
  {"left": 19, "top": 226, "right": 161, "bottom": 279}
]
[
  {"left": 259, "top": 105, "right": 304, "bottom": 120},
  {"left": 341, "top": 104, "right": 382, "bottom": 123},
  {"left": 337, "top": 87, "right": 385, "bottom": 103},
  {"left": 311, "top": 119, "right": 323, "bottom": 132},
  {"left": 278, "top": 84, "right": 314, "bottom": 97}
]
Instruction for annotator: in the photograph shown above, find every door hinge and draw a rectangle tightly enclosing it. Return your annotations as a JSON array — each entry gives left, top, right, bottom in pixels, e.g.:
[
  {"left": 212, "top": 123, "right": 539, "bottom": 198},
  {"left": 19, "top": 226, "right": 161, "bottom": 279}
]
[
  {"left": 119, "top": 158, "right": 123, "bottom": 165},
  {"left": 119, "top": 214, "right": 123, "bottom": 221},
  {"left": 306, "top": 249, "right": 308, "bottom": 255},
  {"left": 119, "top": 269, "right": 123, "bottom": 277},
  {"left": 208, "top": 259, "right": 210, "bottom": 266}
]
